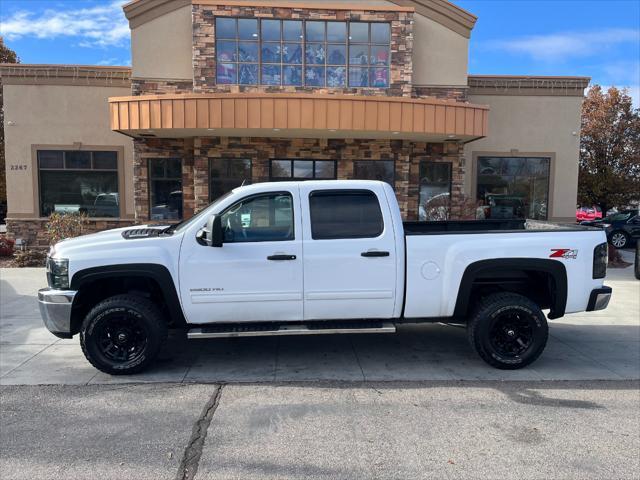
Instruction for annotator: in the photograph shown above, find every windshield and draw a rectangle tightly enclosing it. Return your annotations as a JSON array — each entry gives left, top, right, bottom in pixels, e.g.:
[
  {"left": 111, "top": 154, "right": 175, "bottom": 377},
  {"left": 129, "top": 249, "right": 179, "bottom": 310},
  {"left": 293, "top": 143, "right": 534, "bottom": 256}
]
[
  {"left": 165, "top": 191, "right": 235, "bottom": 234},
  {"left": 603, "top": 212, "right": 634, "bottom": 222}
]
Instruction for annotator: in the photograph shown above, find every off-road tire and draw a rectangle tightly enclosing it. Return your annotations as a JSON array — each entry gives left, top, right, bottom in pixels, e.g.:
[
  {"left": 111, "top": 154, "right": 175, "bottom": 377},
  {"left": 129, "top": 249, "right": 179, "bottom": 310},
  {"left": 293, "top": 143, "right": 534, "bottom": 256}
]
[
  {"left": 467, "top": 292, "right": 548, "bottom": 370},
  {"left": 80, "top": 294, "right": 167, "bottom": 375}
]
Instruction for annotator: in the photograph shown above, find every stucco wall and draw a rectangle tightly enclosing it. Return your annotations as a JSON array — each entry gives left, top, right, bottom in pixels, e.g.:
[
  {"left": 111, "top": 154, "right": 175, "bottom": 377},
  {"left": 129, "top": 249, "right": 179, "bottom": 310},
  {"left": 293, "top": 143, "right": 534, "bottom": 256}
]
[
  {"left": 464, "top": 94, "right": 584, "bottom": 222},
  {"left": 413, "top": 13, "right": 468, "bottom": 87},
  {"left": 131, "top": 5, "right": 193, "bottom": 80},
  {"left": 3, "top": 84, "right": 134, "bottom": 218}
]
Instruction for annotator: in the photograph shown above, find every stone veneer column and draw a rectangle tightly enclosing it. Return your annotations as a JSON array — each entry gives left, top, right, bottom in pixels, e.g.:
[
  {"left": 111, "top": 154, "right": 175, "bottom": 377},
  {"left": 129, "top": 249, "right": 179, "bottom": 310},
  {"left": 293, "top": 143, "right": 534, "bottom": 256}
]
[{"left": 193, "top": 138, "right": 211, "bottom": 214}]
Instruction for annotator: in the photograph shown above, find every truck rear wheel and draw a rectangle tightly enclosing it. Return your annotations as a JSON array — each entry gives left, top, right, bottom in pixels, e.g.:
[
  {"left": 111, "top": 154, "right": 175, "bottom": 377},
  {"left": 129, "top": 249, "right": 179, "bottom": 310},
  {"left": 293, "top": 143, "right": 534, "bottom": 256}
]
[
  {"left": 80, "top": 294, "right": 167, "bottom": 375},
  {"left": 467, "top": 292, "right": 548, "bottom": 369}
]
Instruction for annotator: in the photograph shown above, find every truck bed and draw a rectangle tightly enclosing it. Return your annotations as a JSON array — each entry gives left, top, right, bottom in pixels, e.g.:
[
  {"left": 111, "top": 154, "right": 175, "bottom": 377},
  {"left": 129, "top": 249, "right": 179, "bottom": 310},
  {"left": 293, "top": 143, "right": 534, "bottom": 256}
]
[{"left": 403, "top": 219, "right": 592, "bottom": 235}]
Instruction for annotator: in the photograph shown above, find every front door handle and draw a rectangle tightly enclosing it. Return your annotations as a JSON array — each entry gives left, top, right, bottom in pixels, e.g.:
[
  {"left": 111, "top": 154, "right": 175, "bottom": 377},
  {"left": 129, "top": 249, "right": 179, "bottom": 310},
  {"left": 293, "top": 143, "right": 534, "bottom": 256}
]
[
  {"left": 267, "top": 254, "right": 297, "bottom": 261},
  {"left": 361, "top": 251, "right": 390, "bottom": 257}
]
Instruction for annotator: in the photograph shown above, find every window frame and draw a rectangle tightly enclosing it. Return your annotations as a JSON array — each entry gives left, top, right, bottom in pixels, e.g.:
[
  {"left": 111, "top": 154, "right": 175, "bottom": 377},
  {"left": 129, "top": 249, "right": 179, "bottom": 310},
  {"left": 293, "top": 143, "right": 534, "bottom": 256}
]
[
  {"left": 269, "top": 159, "right": 338, "bottom": 181},
  {"left": 219, "top": 191, "right": 296, "bottom": 243},
  {"left": 36, "top": 148, "right": 121, "bottom": 218},
  {"left": 418, "top": 161, "right": 452, "bottom": 220},
  {"left": 208, "top": 157, "right": 253, "bottom": 202},
  {"left": 214, "top": 17, "right": 391, "bottom": 88},
  {"left": 147, "top": 157, "right": 184, "bottom": 221},
  {"left": 308, "top": 189, "right": 385, "bottom": 240}
]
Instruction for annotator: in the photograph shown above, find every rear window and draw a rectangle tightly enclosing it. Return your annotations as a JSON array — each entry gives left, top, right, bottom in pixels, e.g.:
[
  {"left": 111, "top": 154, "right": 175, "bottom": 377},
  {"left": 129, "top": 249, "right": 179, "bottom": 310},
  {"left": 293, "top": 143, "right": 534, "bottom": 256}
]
[{"left": 309, "top": 190, "right": 384, "bottom": 240}]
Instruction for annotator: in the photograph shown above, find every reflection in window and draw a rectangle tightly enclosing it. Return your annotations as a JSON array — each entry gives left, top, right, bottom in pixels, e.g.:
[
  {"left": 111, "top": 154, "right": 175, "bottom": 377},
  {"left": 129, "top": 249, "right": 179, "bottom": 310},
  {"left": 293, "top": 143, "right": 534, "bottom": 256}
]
[
  {"left": 221, "top": 193, "right": 294, "bottom": 243},
  {"left": 149, "top": 158, "right": 183, "bottom": 221},
  {"left": 215, "top": 18, "right": 389, "bottom": 88},
  {"left": 418, "top": 162, "right": 452, "bottom": 221},
  {"left": 353, "top": 160, "right": 394, "bottom": 186},
  {"left": 209, "top": 158, "right": 252, "bottom": 201},
  {"left": 270, "top": 159, "right": 337, "bottom": 181},
  {"left": 476, "top": 157, "right": 550, "bottom": 220},
  {"left": 309, "top": 190, "right": 384, "bottom": 239},
  {"left": 38, "top": 150, "right": 119, "bottom": 218}
]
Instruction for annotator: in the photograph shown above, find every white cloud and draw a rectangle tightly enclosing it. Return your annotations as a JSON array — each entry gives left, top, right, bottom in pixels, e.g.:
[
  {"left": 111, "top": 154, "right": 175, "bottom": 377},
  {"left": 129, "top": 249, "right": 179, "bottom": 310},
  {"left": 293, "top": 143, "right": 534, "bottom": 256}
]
[
  {"left": 0, "top": 1, "right": 129, "bottom": 48},
  {"left": 487, "top": 29, "right": 639, "bottom": 62}
]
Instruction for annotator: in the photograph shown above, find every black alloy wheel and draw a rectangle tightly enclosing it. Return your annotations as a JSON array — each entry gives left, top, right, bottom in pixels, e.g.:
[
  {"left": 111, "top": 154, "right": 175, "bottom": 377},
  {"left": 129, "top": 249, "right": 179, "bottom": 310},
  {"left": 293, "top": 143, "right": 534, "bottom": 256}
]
[
  {"left": 468, "top": 292, "right": 548, "bottom": 369},
  {"left": 80, "top": 294, "right": 167, "bottom": 375}
]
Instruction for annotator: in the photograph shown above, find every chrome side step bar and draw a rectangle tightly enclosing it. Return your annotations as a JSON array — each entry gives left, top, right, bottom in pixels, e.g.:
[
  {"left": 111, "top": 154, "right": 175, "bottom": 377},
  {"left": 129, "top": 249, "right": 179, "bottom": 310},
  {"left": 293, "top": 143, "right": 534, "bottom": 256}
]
[{"left": 187, "top": 321, "right": 396, "bottom": 339}]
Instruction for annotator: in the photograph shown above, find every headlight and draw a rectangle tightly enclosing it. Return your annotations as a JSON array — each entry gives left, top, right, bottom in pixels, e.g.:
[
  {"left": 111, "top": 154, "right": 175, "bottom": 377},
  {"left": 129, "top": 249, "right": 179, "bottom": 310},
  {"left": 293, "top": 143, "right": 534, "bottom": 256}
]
[{"left": 46, "top": 258, "right": 69, "bottom": 289}]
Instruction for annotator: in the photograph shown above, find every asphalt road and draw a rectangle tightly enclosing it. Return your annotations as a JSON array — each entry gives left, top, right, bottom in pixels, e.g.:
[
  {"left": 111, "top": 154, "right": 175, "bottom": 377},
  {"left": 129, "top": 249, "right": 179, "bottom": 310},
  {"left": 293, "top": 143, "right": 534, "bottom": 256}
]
[{"left": 1, "top": 381, "right": 639, "bottom": 480}]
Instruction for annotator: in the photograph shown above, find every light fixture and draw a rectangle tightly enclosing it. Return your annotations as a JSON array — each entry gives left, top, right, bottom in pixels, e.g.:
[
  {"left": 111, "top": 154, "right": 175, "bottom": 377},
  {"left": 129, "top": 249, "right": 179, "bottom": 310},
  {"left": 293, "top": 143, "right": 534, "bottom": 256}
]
[
  {"left": 392, "top": 131, "right": 400, "bottom": 135},
  {"left": 207, "top": 128, "right": 215, "bottom": 131},
  {"left": 273, "top": 128, "right": 281, "bottom": 132},
  {"left": 447, "top": 134, "right": 456, "bottom": 139},
  {"left": 329, "top": 129, "right": 337, "bottom": 132}
]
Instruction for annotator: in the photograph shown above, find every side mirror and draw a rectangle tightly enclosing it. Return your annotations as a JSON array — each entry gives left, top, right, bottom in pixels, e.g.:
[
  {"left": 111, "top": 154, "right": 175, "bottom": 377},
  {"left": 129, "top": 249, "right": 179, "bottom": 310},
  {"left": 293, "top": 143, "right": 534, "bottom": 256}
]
[{"left": 204, "top": 214, "right": 223, "bottom": 247}]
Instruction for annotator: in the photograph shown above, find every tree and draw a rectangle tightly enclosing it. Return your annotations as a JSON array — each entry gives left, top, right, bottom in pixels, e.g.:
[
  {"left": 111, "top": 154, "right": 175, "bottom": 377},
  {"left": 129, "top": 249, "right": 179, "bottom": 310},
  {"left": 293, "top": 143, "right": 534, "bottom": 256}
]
[
  {"left": 579, "top": 85, "right": 640, "bottom": 215},
  {"left": 1, "top": 37, "right": 20, "bottom": 211}
]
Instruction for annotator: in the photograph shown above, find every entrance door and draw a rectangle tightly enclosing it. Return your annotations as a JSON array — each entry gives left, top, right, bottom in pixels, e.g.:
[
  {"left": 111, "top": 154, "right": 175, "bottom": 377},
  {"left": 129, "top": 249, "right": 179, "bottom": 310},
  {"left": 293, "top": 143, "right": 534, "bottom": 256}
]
[
  {"left": 299, "top": 183, "right": 398, "bottom": 320},
  {"left": 179, "top": 188, "right": 303, "bottom": 324}
]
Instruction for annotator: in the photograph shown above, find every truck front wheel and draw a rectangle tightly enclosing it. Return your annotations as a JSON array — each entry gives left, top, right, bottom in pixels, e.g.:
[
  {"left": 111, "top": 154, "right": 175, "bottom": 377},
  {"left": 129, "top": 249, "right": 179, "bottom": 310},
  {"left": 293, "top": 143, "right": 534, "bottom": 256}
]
[
  {"left": 80, "top": 294, "right": 167, "bottom": 375},
  {"left": 467, "top": 292, "right": 548, "bottom": 369}
]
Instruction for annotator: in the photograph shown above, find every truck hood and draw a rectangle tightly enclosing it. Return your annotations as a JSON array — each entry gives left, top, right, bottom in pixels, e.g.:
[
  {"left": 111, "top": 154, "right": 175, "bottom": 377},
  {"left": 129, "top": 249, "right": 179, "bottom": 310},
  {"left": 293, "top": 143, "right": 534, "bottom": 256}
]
[{"left": 51, "top": 225, "right": 171, "bottom": 258}]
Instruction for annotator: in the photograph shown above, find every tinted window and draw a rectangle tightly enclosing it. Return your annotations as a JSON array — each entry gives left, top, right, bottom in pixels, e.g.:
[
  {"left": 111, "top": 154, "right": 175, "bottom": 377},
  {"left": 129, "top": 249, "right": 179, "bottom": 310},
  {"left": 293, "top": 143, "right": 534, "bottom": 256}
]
[
  {"left": 209, "top": 158, "right": 251, "bottom": 201},
  {"left": 221, "top": 193, "right": 294, "bottom": 243},
  {"left": 38, "top": 150, "right": 119, "bottom": 218},
  {"left": 149, "top": 158, "right": 182, "bottom": 221},
  {"left": 353, "top": 160, "right": 394, "bottom": 185},
  {"left": 309, "top": 190, "right": 383, "bottom": 240}
]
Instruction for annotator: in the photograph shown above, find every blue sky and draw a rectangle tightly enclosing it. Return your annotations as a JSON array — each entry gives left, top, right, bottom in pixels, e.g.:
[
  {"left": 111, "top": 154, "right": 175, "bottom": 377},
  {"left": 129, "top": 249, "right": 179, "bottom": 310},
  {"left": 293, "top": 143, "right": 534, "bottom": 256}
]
[{"left": 1, "top": 0, "right": 639, "bottom": 103}]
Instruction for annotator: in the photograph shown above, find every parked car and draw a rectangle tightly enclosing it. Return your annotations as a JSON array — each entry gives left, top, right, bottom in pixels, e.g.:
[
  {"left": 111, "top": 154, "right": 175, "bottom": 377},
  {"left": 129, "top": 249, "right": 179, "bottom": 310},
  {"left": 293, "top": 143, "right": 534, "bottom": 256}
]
[
  {"left": 38, "top": 180, "right": 611, "bottom": 375},
  {"left": 92, "top": 193, "right": 119, "bottom": 218},
  {"left": 483, "top": 194, "right": 525, "bottom": 219},
  {"left": 635, "top": 242, "right": 640, "bottom": 280},
  {"left": 581, "top": 210, "right": 640, "bottom": 249},
  {"left": 576, "top": 205, "right": 602, "bottom": 222}
]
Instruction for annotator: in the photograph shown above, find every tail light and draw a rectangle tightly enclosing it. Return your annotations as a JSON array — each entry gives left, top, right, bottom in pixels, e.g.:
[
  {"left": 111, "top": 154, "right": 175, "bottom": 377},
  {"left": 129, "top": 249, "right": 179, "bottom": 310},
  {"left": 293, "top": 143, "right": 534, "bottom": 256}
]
[{"left": 593, "top": 242, "right": 608, "bottom": 279}]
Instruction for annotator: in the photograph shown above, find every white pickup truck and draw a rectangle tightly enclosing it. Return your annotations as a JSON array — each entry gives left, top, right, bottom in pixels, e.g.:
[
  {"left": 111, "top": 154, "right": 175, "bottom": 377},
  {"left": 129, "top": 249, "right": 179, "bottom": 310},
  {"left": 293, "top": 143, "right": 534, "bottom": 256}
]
[{"left": 39, "top": 180, "right": 612, "bottom": 375}]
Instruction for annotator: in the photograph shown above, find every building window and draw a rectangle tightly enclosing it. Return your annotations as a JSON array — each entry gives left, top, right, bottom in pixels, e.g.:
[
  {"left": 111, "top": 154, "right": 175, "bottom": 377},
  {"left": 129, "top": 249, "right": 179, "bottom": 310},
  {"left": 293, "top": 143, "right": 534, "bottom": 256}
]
[
  {"left": 353, "top": 160, "right": 394, "bottom": 186},
  {"left": 149, "top": 158, "right": 182, "bottom": 221},
  {"left": 418, "top": 162, "right": 452, "bottom": 221},
  {"left": 215, "top": 18, "right": 390, "bottom": 88},
  {"left": 476, "top": 157, "right": 550, "bottom": 220},
  {"left": 270, "top": 159, "right": 337, "bottom": 181},
  {"left": 209, "top": 158, "right": 252, "bottom": 201},
  {"left": 38, "top": 150, "right": 119, "bottom": 218}
]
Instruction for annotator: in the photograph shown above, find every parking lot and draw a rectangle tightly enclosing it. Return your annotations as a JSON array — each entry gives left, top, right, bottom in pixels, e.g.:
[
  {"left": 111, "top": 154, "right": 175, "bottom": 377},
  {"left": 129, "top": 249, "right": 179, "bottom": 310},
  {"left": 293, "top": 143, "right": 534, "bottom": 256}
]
[{"left": 1, "top": 254, "right": 639, "bottom": 479}]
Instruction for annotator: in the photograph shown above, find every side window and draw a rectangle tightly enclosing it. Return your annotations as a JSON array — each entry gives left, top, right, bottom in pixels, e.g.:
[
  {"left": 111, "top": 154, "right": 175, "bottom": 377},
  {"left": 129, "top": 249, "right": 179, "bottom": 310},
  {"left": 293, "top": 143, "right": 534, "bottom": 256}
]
[
  {"left": 309, "top": 190, "right": 383, "bottom": 240},
  {"left": 221, "top": 193, "right": 294, "bottom": 243}
]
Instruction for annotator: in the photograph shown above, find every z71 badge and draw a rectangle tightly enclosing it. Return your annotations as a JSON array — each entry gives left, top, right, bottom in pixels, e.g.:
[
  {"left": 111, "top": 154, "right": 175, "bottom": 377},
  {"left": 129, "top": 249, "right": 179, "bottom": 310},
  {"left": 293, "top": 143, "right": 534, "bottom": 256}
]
[{"left": 550, "top": 249, "right": 578, "bottom": 259}]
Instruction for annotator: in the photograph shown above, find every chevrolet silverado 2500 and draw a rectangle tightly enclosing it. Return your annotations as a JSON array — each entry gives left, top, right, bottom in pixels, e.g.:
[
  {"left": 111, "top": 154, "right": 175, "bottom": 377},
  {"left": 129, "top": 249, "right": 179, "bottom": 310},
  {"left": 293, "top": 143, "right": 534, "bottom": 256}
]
[{"left": 38, "top": 180, "right": 612, "bottom": 374}]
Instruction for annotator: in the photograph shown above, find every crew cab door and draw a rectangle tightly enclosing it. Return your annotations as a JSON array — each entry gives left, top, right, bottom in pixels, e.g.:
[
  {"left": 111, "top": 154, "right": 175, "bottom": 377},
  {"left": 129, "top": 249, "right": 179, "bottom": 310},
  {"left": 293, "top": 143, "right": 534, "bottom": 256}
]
[
  {"left": 299, "top": 184, "right": 397, "bottom": 320},
  {"left": 179, "top": 188, "right": 303, "bottom": 323}
]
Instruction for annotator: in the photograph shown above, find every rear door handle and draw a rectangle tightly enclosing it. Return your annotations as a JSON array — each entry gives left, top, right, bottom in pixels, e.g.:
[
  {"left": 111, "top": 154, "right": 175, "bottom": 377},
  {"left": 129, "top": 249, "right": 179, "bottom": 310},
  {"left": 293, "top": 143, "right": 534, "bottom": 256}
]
[
  {"left": 267, "top": 254, "right": 297, "bottom": 261},
  {"left": 361, "top": 251, "right": 390, "bottom": 257}
]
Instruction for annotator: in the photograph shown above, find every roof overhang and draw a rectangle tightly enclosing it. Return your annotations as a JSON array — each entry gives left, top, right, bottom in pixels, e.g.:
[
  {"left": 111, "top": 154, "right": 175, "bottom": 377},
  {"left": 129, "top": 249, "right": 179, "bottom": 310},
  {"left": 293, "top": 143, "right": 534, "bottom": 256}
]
[{"left": 109, "top": 93, "right": 489, "bottom": 142}]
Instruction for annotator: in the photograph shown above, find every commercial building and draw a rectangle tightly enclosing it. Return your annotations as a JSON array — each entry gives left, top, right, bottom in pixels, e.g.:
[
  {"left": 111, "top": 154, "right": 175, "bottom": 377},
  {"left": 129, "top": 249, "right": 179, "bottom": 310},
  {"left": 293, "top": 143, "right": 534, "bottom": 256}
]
[{"left": 1, "top": 0, "right": 589, "bottom": 246}]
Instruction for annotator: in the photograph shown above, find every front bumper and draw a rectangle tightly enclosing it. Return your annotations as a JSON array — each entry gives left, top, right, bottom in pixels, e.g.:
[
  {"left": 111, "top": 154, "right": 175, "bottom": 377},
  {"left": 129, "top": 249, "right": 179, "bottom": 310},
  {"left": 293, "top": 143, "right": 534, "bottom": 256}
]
[
  {"left": 586, "top": 286, "right": 612, "bottom": 312},
  {"left": 38, "top": 288, "right": 77, "bottom": 338}
]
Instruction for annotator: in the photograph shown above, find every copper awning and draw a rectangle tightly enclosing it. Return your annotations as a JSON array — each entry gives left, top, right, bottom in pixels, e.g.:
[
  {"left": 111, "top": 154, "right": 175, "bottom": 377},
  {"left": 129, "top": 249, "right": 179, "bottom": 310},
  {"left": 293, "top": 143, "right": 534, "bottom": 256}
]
[{"left": 109, "top": 92, "right": 488, "bottom": 142}]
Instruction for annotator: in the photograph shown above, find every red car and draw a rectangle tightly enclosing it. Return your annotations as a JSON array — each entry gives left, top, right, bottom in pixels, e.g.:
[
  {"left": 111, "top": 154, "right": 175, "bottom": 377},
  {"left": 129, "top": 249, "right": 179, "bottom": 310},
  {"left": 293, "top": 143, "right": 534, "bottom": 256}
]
[{"left": 576, "top": 205, "right": 603, "bottom": 222}]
